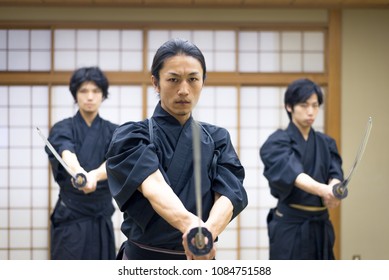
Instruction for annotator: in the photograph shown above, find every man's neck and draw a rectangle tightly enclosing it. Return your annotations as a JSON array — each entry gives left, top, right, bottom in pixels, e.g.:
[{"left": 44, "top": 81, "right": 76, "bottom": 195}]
[
  {"left": 79, "top": 110, "right": 98, "bottom": 127},
  {"left": 293, "top": 121, "right": 311, "bottom": 141}
]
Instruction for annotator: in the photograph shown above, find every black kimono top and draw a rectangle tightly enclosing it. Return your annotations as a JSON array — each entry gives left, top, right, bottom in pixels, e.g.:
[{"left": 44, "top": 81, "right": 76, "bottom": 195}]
[
  {"left": 106, "top": 102, "right": 248, "bottom": 250},
  {"left": 47, "top": 111, "right": 118, "bottom": 203},
  {"left": 260, "top": 122, "right": 343, "bottom": 207}
]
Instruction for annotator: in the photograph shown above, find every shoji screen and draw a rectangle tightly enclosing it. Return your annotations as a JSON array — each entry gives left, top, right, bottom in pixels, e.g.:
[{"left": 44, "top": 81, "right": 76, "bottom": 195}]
[
  {"left": 0, "top": 85, "right": 50, "bottom": 259},
  {"left": 0, "top": 27, "right": 326, "bottom": 259}
]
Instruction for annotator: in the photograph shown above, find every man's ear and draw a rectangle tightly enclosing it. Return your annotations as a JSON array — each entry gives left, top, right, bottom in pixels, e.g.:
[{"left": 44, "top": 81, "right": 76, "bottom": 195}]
[
  {"left": 286, "top": 104, "right": 293, "bottom": 113},
  {"left": 151, "top": 76, "right": 159, "bottom": 92}
]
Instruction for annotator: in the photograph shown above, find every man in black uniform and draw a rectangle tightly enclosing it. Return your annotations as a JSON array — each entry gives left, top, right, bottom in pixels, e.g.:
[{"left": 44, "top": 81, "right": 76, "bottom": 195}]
[
  {"left": 106, "top": 38, "right": 248, "bottom": 260},
  {"left": 46, "top": 67, "right": 118, "bottom": 259},
  {"left": 260, "top": 78, "right": 343, "bottom": 259}
]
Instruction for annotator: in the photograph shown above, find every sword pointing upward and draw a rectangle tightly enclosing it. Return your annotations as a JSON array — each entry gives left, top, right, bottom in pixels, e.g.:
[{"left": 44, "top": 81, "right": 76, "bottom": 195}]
[
  {"left": 332, "top": 117, "right": 373, "bottom": 199},
  {"left": 186, "top": 120, "right": 213, "bottom": 256},
  {"left": 36, "top": 127, "right": 87, "bottom": 189}
]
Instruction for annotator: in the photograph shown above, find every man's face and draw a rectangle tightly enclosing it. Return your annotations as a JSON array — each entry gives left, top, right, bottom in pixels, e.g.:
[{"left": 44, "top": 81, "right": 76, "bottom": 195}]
[
  {"left": 76, "top": 81, "right": 103, "bottom": 115},
  {"left": 152, "top": 54, "right": 204, "bottom": 125},
  {"left": 287, "top": 93, "right": 320, "bottom": 130}
]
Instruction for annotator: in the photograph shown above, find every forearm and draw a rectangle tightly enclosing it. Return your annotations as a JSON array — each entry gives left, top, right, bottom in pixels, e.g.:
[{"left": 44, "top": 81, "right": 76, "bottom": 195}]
[
  {"left": 328, "top": 177, "right": 341, "bottom": 185},
  {"left": 61, "top": 150, "right": 85, "bottom": 174},
  {"left": 62, "top": 150, "right": 107, "bottom": 179},
  {"left": 90, "top": 161, "right": 107, "bottom": 182},
  {"left": 294, "top": 173, "right": 327, "bottom": 197},
  {"left": 295, "top": 173, "right": 340, "bottom": 208},
  {"left": 139, "top": 169, "right": 198, "bottom": 234},
  {"left": 205, "top": 193, "right": 233, "bottom": 240}
]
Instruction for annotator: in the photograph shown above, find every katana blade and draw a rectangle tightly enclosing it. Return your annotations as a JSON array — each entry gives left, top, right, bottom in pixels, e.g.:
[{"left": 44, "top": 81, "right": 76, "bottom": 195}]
[
  {"left": 332, "top": 117, "right": 373, "bottom": 199},
  {"left": 187, "top": 120, "right": 213, "bottom": 256},
  {"left": 36, "top": 127, "right": 87, "bottom": 189},
  {"left": 192, "top": 120, "right": 203, "bottom": 231}
]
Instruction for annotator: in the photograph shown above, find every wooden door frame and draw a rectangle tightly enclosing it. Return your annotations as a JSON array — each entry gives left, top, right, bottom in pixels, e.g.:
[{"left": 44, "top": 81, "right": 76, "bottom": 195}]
[{"left": 327, "top": 9, "right": 342, "bottom": 259}]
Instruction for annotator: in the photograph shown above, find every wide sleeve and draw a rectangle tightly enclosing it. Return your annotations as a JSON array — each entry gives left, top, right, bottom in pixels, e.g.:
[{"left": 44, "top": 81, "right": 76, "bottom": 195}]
[
  {"left": 47, "top": 118, "right": 75, "bottom": 155},
  {"left": 207, "top": 126, "right": 248, "bottom": 220},
  {"left": 259, "top": 130, "right": 304, "bottom": 201},
  {"left": 46, "top": 119, "right": 74, "bottom": 184},
  {"left": 105, "top": 121, "right": 159, "bottom": 231}
]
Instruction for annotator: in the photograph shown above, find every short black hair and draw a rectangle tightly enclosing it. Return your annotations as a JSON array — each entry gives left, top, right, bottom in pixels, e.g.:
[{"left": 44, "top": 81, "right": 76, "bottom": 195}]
[
  {"left": 69, "top": 67, "right": 109, "bottom": 102},
  {"left": 284, "top": 78, "right": 323, "bottom": 120},
  {"left": 151, "top": 38, "right": 207, "bottom": 86}
]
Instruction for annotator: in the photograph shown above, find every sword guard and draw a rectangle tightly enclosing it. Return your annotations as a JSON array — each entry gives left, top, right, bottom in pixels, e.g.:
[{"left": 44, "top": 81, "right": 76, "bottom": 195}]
[
  {"left": 332, "top": 182, "right": 349, "bottom": 199},
  {"left": 187, "top": 227, "right": 213, "bottom": 256},
  {"left": 71, "top": 173, "right": 87, "bottom": 189}
]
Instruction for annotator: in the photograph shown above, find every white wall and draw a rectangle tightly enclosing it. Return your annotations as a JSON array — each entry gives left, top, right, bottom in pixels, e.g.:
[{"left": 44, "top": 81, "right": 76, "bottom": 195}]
[{"left": 341, "top": 9, "right": 389, "bottom": 260}]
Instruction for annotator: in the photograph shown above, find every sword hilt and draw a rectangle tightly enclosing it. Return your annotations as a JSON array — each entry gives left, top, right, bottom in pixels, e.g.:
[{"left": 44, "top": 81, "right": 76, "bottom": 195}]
[
  {"left": 71, "top": 173, "right": 87, "bottom": 189},
  {"left": 332, "top": 181, "right": 349, "bottom": 199},
  {"left": 187, "top": 227, "right": 213, "bottom": 256}
]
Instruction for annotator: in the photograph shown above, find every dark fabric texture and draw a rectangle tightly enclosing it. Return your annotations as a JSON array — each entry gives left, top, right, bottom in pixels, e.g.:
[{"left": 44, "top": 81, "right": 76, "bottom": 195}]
[
  {"left": 267, "top": 204, "right": 335, "bottom": 260},
  {"left": 260, "top": 122, "right": 343, "bottom": 260},
  {"left": 260, "top": 122, "right": 343, "bottom": 205},
  {"left": 106, "top": 102, "right": 248, "bottom": 254},
  {"left": 47, "top": 111, "right": 118, "bottom": 259}
]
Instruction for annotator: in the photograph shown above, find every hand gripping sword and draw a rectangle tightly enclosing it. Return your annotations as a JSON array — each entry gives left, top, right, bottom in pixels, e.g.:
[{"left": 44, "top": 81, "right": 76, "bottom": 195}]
[
  {"left": 332, "top": 117, "right": 373, "bottom": 199},
  {"left": 186, "top": 120, "right": 213, "bottom": 256},
  {"left": 36, "top": 127, "right": 87, "bottom": 189}
]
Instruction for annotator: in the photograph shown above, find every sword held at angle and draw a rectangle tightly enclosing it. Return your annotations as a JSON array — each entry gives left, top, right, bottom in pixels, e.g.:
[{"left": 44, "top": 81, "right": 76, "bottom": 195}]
[
  {"left": 35, "top": 127, "right": 87, "bottom": 189},
  {"left": 332, "top": 117, "right": 373, "bottom": 199}
]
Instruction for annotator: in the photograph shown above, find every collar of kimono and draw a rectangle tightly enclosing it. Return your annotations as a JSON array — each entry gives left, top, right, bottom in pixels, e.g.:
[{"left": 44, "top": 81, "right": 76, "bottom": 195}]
[
  {"left": 186, "top": 119, "right": 214, "bottom": 256},
  {"left": 332, "top": 117, "right": 373, "bottom": 199}
]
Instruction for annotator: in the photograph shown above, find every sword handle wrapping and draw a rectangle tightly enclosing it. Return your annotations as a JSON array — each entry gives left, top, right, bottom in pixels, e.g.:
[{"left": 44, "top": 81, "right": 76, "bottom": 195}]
[
  {"left": 332, "top": 182, "right": 349, "bottom": 199},
  {"left": 187, "top": 227, "right": 213, "bottom": 256},
  {"left": 71, "top": 173, "right": 87, "bottom": 189}
]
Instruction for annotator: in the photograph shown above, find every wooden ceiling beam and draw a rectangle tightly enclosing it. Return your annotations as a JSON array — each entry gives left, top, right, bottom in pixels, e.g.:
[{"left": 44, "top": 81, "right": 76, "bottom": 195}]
[
  {"left": 0, "top": 0, "right": 388, "bottom": 8},
  {"left": 0, "top": 72, "right": 328, "bottom": 86}
]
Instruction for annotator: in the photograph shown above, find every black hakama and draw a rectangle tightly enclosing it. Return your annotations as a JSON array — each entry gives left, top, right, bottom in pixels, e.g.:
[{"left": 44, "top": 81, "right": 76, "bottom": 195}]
[{"left": 260, "top": 122, "right": 343, "bottom": 259}]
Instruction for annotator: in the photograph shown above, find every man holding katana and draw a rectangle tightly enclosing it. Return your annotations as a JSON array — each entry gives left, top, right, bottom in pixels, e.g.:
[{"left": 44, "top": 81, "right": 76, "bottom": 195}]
[
  {"left": 106, "top": 38, "right": 248, "bottom": 260},
  {"left": 260, "top": 78, "right": 344, "bottom": 260},
  {"left": 45, "top": 67, "right": 118, "bottom": 260}
]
